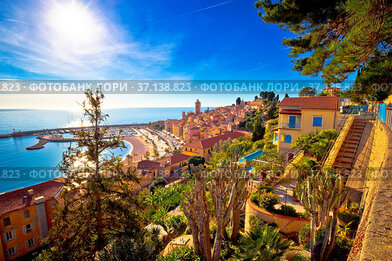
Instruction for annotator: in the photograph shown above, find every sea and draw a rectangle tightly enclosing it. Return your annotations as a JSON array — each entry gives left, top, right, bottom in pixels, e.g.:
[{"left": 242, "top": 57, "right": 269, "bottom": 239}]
[{"left": 0, "top": 107, "right": 201, "bottom": 193}]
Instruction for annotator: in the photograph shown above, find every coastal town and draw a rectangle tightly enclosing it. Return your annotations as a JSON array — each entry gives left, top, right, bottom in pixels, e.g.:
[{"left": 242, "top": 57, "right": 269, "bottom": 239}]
[
  {"left": 1, "top": 0, "right": 392, "bottom": 261},
  {"left": 1, "top": 85, "right": 392, "bottom": 260}
]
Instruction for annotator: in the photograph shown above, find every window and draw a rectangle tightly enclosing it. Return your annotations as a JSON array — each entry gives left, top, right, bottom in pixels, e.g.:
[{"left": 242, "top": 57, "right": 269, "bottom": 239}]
[
  {"left": 3, "top": 217, "right": 10, "bottom": 227},
  {"left": 26, "top": 223, "right": 32, "bottom": 233},
  {"left": 285, "top": 135, "right": 292, "bottom": 143},
  {"left": 3, "top": 230, "right": 16, "bottom": 242},
  {"left": 26, "top": 238, "right": 37, "bottom": 248},
  {"left": 312, "top": 116, "right": 323, "bottom": 127},
  {"left": 23, "top": 223, "right": 34, "bottom": 234},
  {"left": 24, "top": 209, "right": 30, "bottom": 218},
  {"left": 6, "top": 231, "right": 13, "bottom": 241},
  {"left": 288, "top": 115, "right": 297, "bottom": 128},
  {"left": 7, "top": 246, "right": 18, "bottom": 256}
]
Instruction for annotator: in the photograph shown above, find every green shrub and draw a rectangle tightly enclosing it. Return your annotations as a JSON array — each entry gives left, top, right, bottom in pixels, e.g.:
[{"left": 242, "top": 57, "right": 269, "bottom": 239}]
[
  {"left": 299, "top": 211, "right": 310, "bottom": 219},
  {"left": 149, "top": 177, "right": 167, "bottom": 192},
  {"left": 256, "top": 185, "right": 274, "bottom": 193},
  {"left": 276, "top": 204, "right": 298, "bottom": 217},
  {"left": 157, "top": 247, "right": 200, "bottom": 261},
  {"left": 234, "top": 223, "right": 293, "bottom": 260},
  {"left": 249, "top": 215, "right": 266, "bottom": 231},
  {"left": 338, "top": 210, "right": 360, "bottom": 226},
  {"left": 264, "top": 178, "right": 274, "bottom": 186},
  {"left": 164, "top": 215, "right": 187, "bottom": 235},
  {"left": 250, "top": 192, "right": 261, "bottom": 205},
  {"left": 299, "top": 224, "right": 311, "bottom": 248},
  {"left": 259, "top": 192, "right": 279, "bottom": 211},
  {"left": 348, "top": 202, "right": 359, "bottom": 212},
  {"left": 188, "top": 156, "right": 205, "bottom": 169}
]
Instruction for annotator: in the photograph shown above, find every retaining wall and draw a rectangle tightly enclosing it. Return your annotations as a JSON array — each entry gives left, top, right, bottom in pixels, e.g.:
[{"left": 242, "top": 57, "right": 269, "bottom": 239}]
[{"left": 244, "top": 198, "right": 309, "bottom": 234}]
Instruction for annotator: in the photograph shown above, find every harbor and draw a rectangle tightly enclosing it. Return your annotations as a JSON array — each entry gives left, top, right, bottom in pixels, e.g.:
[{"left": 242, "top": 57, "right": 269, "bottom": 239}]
[{"left": 0, "top": 123, "right": 147, "bottom": 139}]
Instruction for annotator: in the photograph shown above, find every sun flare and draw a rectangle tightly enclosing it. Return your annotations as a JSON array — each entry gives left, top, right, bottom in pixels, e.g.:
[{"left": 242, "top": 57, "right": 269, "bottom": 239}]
[{"left": 46, "top": 0, "right": 105, "bottom": 52}]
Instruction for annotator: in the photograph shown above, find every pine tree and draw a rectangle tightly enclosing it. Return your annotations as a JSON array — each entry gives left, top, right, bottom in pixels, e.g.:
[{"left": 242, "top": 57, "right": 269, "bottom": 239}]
[
  {"left": 255, "top": 0, "right": 392, "bottom": 85},
  {"left": 252, "top": 116, "right": 265, "bottom": 142},
  {"left": 38, "top": 89, "right": 145, "bottom": 260}
]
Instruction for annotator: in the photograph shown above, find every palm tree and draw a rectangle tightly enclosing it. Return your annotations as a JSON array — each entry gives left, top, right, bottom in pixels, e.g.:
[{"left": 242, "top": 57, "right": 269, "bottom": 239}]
[{"left": 235, "top": 224, "right": 292, "bottom": 261}]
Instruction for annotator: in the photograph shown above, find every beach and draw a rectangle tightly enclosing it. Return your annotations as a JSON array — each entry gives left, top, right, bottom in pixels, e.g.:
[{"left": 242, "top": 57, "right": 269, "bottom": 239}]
[{"left": 122, "top": 135, "right": 150, "bottom": 166}]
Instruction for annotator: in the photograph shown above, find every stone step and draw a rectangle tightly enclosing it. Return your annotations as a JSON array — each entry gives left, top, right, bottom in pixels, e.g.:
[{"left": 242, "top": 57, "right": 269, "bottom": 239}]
[
  {"left": 333, "top": 162, "right": 352, "bottom": 170},
  {"left": 339, "top": 146, "right": 357, "bottom": 153},
  {"left": 344, "top": 140, "right": 360, "bottom": 145},
  {"left": 335, "top": 157, "right": 354, "bottom": 164},
  {"left": 337, "top": 151, "right": 356, "bottom": 158}
]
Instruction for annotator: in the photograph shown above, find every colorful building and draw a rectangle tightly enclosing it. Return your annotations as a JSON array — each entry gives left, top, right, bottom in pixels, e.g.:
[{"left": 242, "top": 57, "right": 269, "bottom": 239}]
[
  {"left": 183, "top": 131, "right": 248, "bottom": 160},
  {"left": 0, "top": 179, "right": 64, "bottom": 260},
  {"left": 275, "top": 96, "right": 341, "bottom": 155},
  {"left": 154, "top": 153, "right": 191, "bottom": 176}
]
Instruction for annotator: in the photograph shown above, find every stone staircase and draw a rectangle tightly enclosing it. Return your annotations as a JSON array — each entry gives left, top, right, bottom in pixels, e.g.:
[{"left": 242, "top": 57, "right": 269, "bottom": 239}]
[{"left": 333, "top": 119, "right": 368, "bottom": 171}]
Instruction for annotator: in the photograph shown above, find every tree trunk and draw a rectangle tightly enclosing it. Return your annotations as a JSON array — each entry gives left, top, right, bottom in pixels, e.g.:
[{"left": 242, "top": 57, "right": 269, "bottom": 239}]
[
  {"left": 324, "top": 216, "right": 338, "bottom": 261},
  {"left": 310, "top": 218, "right": 317, "bottom": 261},
  {"left": 96, "top": 193, "right": 104, "bottom": 250},
  {"left": 231, "top": 208, "right": 241, "bottom": 242},
  {"left": 195, "top": 174, "right": 211, "bottom": 261}
]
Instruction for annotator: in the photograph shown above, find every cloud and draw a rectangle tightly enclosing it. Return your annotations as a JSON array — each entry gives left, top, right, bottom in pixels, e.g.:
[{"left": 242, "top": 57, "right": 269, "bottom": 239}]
[{"left": 0, "top": 0, "right": 177, "bottom": 80}]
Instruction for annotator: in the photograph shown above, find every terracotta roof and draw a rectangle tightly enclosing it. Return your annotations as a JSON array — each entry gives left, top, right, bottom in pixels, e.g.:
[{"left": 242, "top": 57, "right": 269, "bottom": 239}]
[
  {"left": 169, "top": 153, "right": 191, "bottom": 165},
  {"left": 0, "top": 178, "right": 64, "bottom": 216},
  {"left": 155, "top": 153, "right": 191, "bottom": 167},
  {"left": 184, "top": 131, "right": 246, "bottom": 149},
  {"left": 278, "top": 97, "right": 340, "bottom": 110},
  {"left": 137, "top": 160, "right": 161, "bottom": 169},
  {"left": 280, "top": 109, "right": 302, "bottom": 115}
]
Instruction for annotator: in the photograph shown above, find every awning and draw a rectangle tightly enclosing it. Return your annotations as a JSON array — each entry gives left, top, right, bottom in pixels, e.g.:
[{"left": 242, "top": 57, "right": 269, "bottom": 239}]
[{"left": 280, "top": 109, "right": 301, "bottom": 115}]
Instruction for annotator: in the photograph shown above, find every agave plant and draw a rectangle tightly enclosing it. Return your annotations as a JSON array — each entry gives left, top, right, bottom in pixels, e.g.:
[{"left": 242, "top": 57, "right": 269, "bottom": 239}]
[{"left": 234, "top": 224, "right": 293, "bottom": 261}]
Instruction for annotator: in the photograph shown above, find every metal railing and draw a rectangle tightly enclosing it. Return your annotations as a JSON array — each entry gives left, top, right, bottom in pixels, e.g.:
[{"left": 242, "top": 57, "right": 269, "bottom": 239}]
[{"left": 279, "top": 122, "right": 301, "bottom": 129}]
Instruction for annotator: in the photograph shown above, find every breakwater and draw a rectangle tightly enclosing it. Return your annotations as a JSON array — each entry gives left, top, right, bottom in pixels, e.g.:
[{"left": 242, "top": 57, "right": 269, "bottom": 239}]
[{"left": 0, "top": 123, "right": 147, "bottom": 139}]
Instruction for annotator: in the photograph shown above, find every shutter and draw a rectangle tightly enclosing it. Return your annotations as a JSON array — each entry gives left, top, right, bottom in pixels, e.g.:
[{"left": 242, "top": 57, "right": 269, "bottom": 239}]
[
  {"left": 32, "top": 222, "right": 35, "bottom": 231},
  {"left": 33, "top": 237, "right": 37, "bottom": 244},
  {"left": 25, "top": 240, "right": 29, "bottom": 248},
  {"left": 23, "top": 225, "right": 27, "bottom": 234},
  {"left": 12, "top": 230, "right": 16, "bottom": 239},
  {"left": 2, "top": 233, "right": 6, "bottom": 242},
  {"left": 15, "top": 245, "right": 19, "bottom": 253}
]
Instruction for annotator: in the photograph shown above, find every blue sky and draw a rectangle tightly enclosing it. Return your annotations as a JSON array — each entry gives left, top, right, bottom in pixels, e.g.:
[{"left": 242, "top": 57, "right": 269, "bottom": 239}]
[{"left": 0, "top": 0, "right": 347, "bottom": 109}]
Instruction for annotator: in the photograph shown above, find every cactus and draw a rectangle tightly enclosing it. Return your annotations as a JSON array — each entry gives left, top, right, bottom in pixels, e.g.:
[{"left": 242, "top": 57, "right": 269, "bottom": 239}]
[
  {"left": 296, "top": 169, "right": 348, "bottom": 261},
  {"left": 181, "top": 163, "right": 249, "bottom": 261}
]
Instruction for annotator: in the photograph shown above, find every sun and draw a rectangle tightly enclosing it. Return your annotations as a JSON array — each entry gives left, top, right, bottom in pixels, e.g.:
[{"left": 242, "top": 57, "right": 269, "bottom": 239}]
[{"left": 46, "top": 0, "right": 106, "bottom": 52}]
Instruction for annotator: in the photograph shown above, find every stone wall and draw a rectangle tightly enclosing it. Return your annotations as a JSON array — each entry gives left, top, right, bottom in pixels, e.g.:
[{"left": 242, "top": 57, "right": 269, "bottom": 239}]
[
  {"left": 244, "top": 198, "right": 309, "bottom": 234},
  {"left": 348, "top": 122, "right": 392, "bottom": 260}
]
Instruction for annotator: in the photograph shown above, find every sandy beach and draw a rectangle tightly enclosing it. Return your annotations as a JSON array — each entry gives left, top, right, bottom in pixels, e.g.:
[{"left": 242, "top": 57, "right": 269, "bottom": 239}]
[{"left": 122, "top": 135, "right": 149, "bottom": 166}]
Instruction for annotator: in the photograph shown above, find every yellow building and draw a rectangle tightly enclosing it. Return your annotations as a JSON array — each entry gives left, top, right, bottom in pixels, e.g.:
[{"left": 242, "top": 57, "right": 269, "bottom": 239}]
[{"left": 275, "top": 96, "right": 341, "bottom": 155}]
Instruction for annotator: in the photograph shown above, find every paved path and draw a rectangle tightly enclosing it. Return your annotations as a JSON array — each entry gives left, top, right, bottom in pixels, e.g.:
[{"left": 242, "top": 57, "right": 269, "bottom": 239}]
[{"left": 273, "top": 179, "right": 305, "bottom": 213}]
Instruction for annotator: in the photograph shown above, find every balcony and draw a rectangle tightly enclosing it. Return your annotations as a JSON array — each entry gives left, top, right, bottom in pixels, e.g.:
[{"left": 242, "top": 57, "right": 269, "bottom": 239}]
[{"left": 280, "top": 122, "right": 301, "bottom": 129}]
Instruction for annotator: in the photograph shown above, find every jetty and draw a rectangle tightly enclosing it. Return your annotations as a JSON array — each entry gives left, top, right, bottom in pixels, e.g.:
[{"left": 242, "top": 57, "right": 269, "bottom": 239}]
[
  {"left": 1, "top": 123, "right": 147, "bottom": 139},
  {"left": 26, "top": 139, "right": 49, "bottom": 150}
]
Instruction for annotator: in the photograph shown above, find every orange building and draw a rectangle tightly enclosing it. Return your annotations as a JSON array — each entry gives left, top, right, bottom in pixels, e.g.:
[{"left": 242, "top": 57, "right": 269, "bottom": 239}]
[
  {"left": 183, "top": 131, "right": 248, "bottom": 160},
  {"left": 154, "top": 153, "right": 191, "bottom": 176},
  {"left": 0, "top": 179, "right": 63, "bottom": 260},
  {"left": 187, "top": 126, "right": 200, "bottom": 142}
]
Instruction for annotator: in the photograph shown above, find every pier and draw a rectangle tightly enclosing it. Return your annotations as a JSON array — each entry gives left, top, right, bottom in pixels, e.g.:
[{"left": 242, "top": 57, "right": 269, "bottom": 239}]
[
  {"left": 1, "top": 123, "right": 148, "bottom": 139},
  {"left": 26, "top": 139, "right": 49, "bottom": 150}
]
